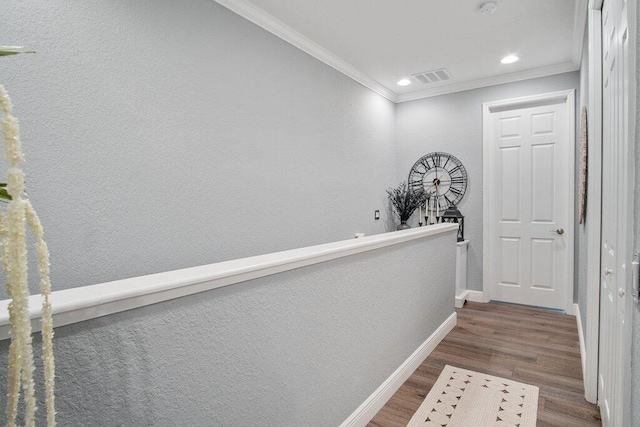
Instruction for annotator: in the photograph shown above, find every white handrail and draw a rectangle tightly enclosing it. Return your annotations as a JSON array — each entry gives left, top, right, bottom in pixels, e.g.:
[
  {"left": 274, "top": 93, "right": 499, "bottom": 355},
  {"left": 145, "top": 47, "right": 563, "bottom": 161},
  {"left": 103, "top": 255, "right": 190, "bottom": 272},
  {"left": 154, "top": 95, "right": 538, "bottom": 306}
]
[{"left": 0, "top": 223, "right": 458, "bottom": 340}]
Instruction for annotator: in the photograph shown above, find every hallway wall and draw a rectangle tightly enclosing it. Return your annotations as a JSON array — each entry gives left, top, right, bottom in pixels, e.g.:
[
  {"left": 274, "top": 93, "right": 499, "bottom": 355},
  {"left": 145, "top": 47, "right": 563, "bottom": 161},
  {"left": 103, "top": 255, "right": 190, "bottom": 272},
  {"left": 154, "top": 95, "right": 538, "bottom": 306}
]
[
  {"left": 0, "top": 0, "right": 397, "bottom": 298},
  {"left": 0, "top": 231, "right": 457, "bottom": 426},
  {"left": 576, "top": 29, "right": 590, "bottom": 334},
  {"left": 395, "top": 72, "right": 580, "bottom": 292}
]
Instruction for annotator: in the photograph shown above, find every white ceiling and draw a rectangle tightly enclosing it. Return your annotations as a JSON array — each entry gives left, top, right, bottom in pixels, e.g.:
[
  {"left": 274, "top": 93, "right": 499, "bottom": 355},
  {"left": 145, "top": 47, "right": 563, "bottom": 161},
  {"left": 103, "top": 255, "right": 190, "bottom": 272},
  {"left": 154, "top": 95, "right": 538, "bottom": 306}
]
[{"left": 215, "top": 0, "right": 587, "bottom": 102}]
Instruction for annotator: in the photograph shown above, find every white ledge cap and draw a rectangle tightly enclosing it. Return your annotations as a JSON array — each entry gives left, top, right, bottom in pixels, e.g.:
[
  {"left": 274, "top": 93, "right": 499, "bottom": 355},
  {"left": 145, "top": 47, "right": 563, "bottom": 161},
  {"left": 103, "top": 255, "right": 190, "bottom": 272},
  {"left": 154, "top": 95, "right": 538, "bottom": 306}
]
[{"left": 0, "top": 223, "right": 458, "bottom": 341}]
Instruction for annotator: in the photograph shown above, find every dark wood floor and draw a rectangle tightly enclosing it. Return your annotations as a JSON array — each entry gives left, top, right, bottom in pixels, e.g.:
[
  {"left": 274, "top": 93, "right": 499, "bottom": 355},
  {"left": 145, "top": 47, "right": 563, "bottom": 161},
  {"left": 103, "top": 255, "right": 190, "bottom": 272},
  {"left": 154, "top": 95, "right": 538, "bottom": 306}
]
[{"left": 368, "top": 302, "right": 601, "bottom": 427}]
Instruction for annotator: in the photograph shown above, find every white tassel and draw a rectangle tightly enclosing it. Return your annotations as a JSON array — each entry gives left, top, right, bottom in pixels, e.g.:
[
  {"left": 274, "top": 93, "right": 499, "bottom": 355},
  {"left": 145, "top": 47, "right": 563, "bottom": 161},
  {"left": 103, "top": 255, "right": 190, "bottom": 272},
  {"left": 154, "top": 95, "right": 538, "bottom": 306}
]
[{"left": 0, "top": 84, "right": 56, "bottom": 427}]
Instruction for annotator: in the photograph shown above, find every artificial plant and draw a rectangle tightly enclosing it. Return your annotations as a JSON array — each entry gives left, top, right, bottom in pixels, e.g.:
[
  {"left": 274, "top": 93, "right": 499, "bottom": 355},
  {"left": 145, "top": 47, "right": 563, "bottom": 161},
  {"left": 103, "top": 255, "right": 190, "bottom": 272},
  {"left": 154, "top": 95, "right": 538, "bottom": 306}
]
[
  {"left": 386, "top": 182, "right": 426, "bottom": 226},
  {"left": 1, "top": 45, "right": 56, "bottom": 427}
]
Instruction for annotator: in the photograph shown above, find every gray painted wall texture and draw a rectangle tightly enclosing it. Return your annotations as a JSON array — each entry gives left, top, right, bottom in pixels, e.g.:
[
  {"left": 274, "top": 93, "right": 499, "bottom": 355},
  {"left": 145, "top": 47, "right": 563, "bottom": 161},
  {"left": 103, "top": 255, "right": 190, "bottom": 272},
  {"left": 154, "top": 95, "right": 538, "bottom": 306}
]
[
  {"left": 0, "top": 0, "right": 397, "bottom": 298},
  {"left": 577, "top": 29, "right": 589, "bottom": 334},
  {"left": 395, "top": 72, "right": 580, "bottom": 292},
  {"left": 0, "top": 232, "right": 458, "bottom": 426},
  {"left": 3, "top": 0, "right": 636, "bottom": 423}
]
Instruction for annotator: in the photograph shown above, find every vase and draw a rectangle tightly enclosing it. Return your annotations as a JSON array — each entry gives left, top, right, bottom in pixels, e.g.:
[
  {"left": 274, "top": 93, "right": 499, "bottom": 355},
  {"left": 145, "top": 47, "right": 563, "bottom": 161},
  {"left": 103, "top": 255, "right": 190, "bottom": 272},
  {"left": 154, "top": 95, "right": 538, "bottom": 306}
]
[{"left": 397, "top": 221, "right": 410, "bottom": 230}]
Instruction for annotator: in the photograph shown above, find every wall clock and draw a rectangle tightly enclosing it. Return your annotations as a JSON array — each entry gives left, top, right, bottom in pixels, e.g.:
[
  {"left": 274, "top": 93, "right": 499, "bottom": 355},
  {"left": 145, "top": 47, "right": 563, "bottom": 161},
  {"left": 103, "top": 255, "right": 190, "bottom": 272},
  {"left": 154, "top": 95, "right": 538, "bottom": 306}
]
[{"left": 408, "top": 152, "right": 468, "bottom": 211}]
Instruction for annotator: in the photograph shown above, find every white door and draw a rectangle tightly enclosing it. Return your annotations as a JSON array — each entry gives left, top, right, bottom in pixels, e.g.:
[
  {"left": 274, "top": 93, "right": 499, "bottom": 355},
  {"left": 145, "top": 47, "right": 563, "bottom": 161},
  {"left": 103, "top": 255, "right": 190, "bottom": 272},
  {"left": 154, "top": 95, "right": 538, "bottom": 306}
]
[
  {"left": 599, "top": 0, "right": 618, "bottom": 421},
  {"left": 483, "top": 92, "right": 574, "bottom": 311},
  {"left": 598, "top": 0, "right": 634, "bottom": 424}
]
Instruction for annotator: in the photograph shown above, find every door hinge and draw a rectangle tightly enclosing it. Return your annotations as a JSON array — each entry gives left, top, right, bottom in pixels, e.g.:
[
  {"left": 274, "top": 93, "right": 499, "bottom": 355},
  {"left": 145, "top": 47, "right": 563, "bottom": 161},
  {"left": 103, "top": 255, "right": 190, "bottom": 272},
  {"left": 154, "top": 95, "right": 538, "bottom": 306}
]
[{"left": 633, "top": 252, "right": 640, "bottom": 302}]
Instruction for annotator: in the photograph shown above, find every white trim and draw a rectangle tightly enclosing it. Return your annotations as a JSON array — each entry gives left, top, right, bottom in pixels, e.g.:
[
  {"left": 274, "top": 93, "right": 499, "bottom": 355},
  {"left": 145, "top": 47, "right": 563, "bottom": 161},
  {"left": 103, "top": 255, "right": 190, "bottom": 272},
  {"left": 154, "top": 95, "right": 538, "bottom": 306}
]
[
  {"left": 340, "top": 312, "right": 457, "bottom": 427},
  {"left": 397, "top": 62, "right": 579, "bottom": 103},
  {"left": 588, "top": 0, "right": 604, "bottom": 13},
  {"left": 482, "top": 89, "right": 576, "bottom": 112},
  {"left": 454, "top": 292, "right": 467, "bottom": 309},
  {"left": 466, "top": 290, "right": 489, "bottom": 303},
  {"left": 212, "top": 0, "right": 397, "bottom": 102},
  {"left": 572, "top": 0, "right": 590, "bottom": 67},
  {"left": 566, "top": 90, "right": 577, "bottom": 315},
  {"left": 213, "top": 0, "right": 583, "bottom": 104},
  {"left": 456, "top": 240, "right": 470, "bottom": 247},
  {"left": 482, "top": 101, "right": 492, "bottom": 304},
  {"left": 0, "top": 224, "right": 458, "bottom": 341},
  {"left": 455, "top": 240, "right": 470, "bottom": 308},
  {"left": 584, "top": 3, "right": 602, "bottom": 405},
  {"left": 575, "top": 303, "right": 587, "bottom": 384},
  {"left": 455, "top": 290, "right": 488, "bottom": 308},
  {"left": 619, "top": 0, "right": 636, "bottom": 424},
  {"left": 482, "top": 90, "right": 576, "bottom": 313},
  {"left": 455, "top": 290, "right": 489, "bottom": 307}
]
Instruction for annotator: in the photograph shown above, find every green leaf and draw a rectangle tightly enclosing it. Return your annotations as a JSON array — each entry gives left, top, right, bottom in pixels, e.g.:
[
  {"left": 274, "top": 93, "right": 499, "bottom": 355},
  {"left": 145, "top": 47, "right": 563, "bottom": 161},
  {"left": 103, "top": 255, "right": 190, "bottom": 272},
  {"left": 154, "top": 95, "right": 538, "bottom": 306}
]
[
  {"left": 0, "top": 46, "right": 35, "bottom": 56},
  {"left": 0, "top": 188, "right": 12, "bottom": 201}
]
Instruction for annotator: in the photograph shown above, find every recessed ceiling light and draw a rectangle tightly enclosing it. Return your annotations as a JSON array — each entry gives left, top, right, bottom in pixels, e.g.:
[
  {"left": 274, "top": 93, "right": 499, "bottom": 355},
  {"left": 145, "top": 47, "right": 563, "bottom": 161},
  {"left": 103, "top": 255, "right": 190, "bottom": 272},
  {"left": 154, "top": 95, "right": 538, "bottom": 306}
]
[
  {"left": 397, "top": 78, "right": 412, "bottom": 86},
  {"left": 500, "top": 55, "right": 519, "bottom": 64}
]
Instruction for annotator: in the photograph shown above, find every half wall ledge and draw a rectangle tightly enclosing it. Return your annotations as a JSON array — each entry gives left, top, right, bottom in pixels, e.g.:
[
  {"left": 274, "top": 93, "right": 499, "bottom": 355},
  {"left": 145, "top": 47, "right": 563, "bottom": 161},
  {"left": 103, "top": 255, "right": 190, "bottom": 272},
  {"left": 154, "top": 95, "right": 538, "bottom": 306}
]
[{"left": 0, "top": 223, "right": 459, "bottom": 341}]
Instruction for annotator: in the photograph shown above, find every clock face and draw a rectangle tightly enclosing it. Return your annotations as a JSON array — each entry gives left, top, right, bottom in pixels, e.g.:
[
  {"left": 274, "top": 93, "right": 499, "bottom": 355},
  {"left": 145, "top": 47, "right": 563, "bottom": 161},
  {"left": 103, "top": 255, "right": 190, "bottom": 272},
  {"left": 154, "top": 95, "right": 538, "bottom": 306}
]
[{"left": 408, "top": 152, "right": 468, "bottom": 211}]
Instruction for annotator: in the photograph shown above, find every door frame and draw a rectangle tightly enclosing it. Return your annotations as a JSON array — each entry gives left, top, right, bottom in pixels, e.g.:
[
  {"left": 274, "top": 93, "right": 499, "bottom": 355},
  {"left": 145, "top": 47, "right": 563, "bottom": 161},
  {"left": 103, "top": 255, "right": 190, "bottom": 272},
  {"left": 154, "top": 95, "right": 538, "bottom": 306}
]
[
  {"left": 619, "top": 0, "right": 637, "bottom": 423},
  {"left": 482, "top": 90, "right": 576, "bottom": 314},
  {"left": 584, "top": 0, "right": 603, "bottom": 405}
]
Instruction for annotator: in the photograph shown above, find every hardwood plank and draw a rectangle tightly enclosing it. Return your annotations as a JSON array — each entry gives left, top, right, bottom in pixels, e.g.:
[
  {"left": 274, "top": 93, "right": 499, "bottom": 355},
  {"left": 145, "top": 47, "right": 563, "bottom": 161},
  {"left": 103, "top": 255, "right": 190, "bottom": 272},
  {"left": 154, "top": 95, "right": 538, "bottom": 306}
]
[
  {"left": 512, "top": 365, "right": 585, "bottom": 394},
  {"left": 367, "top": 302, "right": 600, "bottom": 426},
  {"left": 489, "top": 354, "right": 583, "bottom": 380}
]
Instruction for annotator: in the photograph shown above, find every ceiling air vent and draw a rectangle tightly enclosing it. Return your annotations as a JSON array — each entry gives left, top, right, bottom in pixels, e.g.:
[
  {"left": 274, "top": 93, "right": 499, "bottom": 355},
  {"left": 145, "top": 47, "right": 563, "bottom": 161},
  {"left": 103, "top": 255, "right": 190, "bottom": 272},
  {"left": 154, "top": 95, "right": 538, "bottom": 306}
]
[{"left": 412, "top": 68, "right": 452, "bottom": 84}]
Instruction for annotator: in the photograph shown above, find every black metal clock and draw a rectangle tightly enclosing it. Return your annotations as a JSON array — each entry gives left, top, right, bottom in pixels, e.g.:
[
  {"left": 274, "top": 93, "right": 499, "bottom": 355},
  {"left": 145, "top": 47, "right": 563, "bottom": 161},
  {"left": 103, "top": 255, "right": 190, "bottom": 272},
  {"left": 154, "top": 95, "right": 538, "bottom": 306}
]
[{"left": 408, "top": 152, "right": 468, "bottom": 211}]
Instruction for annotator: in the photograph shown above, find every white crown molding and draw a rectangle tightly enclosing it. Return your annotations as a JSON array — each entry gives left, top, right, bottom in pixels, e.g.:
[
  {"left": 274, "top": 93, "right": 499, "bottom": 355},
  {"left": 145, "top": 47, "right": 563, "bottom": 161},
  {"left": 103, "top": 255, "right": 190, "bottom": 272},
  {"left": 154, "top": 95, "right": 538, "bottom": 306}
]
[
  {"left": 396, "top": 62, "right": 579, "bottom": 103},
  {"left": 214, "top": 0, "right": 584, "bottom": 104},
  {"left": 213, "top": 0, "right": 398, "bottom": 102},
  {"left": 572, "top": 0, "right": 589, "bottom": 66}
]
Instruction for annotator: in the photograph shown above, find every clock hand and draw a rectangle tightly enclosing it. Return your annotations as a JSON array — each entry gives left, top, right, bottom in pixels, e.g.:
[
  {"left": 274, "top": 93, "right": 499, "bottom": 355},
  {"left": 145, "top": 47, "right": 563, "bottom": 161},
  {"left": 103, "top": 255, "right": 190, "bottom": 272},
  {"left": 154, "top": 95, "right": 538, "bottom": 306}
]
[{"left": 427, "top": 174, "right": 446, "bottom": 188}]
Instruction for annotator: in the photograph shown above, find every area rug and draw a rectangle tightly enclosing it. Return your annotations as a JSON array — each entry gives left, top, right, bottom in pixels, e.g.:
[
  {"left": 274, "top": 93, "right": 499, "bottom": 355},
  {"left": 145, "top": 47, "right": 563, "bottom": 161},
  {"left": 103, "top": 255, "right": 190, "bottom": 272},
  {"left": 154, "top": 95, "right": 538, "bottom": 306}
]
[{"left": 407, "top": 365, "right": 539, "bottom": 427}]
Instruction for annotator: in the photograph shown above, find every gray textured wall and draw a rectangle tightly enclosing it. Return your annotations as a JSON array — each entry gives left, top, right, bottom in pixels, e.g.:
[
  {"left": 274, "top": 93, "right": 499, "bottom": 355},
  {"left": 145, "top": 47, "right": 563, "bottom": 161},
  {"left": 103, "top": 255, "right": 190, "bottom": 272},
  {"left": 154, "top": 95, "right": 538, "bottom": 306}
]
[
  {"left": 0, "top": 231, "right": 458, "bottom": 426},
  {"left": 577, "top": 28, "right": 589, "bottom": 334},
  {"left": 395, "top": 72, "right": 580, "bottom": 292},
  {"left": 0, "top": 0, "right": 397, "bottom": 298}
]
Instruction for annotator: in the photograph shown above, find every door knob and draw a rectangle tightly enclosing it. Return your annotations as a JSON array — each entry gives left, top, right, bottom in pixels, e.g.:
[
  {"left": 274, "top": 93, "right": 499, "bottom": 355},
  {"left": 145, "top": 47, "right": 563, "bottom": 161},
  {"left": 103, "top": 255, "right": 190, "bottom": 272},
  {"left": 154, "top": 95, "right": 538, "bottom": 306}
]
[
  {"left": 605, "top": 268, "right": 614, "bottom": 275},
  {"left": 549, "top": 228, "right": 565, "bottom": 235},
  {"left": 619, "top": 288, "right": 626, "bottom": 297}
]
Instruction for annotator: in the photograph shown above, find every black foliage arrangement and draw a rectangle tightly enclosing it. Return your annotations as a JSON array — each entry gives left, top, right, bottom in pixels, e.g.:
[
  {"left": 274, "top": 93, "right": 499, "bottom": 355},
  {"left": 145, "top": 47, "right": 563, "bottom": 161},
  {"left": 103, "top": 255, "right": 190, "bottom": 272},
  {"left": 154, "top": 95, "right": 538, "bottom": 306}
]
[{"left": 386, "top": 182, "right": 426, "bottom": 222}]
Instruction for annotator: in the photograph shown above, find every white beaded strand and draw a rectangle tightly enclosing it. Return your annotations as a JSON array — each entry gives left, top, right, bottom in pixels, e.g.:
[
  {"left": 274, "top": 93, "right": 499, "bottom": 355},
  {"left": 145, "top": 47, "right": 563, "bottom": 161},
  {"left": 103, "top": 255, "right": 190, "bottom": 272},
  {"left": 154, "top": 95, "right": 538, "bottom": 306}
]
[{"left": 0, "top": 83, "right": 56, "bottom": 427}]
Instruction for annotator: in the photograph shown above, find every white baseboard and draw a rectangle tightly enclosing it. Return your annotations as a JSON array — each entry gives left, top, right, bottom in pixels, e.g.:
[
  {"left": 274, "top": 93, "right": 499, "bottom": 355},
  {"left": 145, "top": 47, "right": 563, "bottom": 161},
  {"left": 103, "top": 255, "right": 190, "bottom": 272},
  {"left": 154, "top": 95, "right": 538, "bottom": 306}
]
[
  {"left": 340, "top": 312, "right": 457, "bottom": 427},
  {"left": 455, "top": 291, "right": 468, "bottom": 308},
  {"left": 455, "top": 290, "right": 487, "bottom": 308},
  {"left": 466, "top": 290, "right": 488, "bottom": 303},
  {"left": 574, "top": 303, "right": 587, "bottom": 384}
]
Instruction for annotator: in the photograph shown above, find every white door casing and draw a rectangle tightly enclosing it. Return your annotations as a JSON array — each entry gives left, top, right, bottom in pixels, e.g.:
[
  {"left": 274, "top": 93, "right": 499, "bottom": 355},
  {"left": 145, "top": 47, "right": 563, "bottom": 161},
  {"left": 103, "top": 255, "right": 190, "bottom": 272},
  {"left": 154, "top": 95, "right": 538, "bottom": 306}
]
[
  {"left": 483, "top": 91, "right": 575, "bottom": 312},
  {"left": 584, "top": 0, "right": 603, "bottom": 405},
  {"left": 598, "top": 0, "right": 635, "bottom": 424}
]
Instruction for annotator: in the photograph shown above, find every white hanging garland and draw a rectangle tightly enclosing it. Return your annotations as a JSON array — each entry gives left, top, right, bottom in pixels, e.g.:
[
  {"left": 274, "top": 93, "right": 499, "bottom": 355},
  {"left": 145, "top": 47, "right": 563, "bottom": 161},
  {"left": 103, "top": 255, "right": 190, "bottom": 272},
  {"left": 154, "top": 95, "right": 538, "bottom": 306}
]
[{"left": 0, "top": 82, "right": 56, "bottom": 427}]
